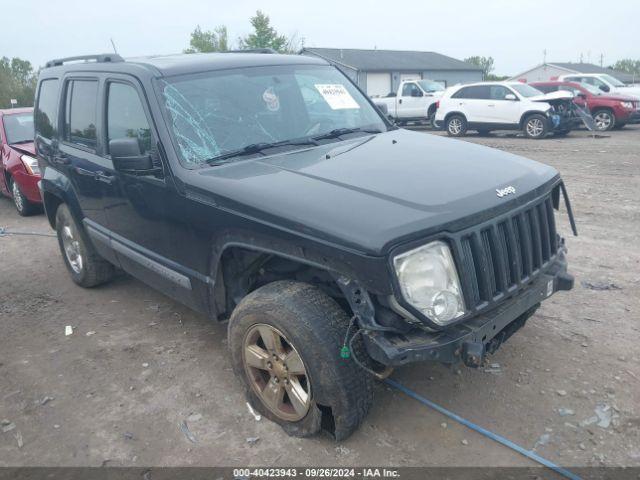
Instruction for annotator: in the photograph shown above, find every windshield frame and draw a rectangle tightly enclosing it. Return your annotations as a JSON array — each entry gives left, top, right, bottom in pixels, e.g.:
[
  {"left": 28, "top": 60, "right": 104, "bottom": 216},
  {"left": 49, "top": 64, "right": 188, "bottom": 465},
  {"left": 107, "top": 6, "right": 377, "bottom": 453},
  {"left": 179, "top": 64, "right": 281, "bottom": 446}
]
[
  {"left": 153, "top": 63, "right": 393, "bottom": 170},
  {"left": 3, "top": 112, "right": 34, "bottom": 145}
]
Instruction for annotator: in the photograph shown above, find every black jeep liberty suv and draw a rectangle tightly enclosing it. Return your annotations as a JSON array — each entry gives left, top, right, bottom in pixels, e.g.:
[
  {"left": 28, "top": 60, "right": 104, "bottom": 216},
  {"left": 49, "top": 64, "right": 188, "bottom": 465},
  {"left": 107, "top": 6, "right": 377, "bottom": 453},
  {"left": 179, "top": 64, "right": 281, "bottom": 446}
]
[{"left": 35, "top": 52, "right": 575, "bottom": 440}]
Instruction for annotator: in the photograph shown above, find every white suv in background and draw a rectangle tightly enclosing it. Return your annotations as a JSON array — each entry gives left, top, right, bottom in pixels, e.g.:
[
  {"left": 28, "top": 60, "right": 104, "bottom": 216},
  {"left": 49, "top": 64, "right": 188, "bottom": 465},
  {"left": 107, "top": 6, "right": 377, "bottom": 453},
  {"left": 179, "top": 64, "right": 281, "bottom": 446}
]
[
  {"left": 434, "top": 82, "right": 576, "bottom": 139},
  {"left": 558, "top": 73, "right": 640, "bottom": 100}
]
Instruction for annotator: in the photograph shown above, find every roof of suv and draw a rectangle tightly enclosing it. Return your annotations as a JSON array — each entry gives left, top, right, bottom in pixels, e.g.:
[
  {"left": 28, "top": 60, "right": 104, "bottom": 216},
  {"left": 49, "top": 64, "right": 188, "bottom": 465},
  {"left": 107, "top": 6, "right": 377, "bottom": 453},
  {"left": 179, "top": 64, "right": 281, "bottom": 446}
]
[
  {"left": 453, "top": 81, "right": 526, "bottom": 88},
  {"left": 42, "top": 52, "right": 328, "bottom": 78}
]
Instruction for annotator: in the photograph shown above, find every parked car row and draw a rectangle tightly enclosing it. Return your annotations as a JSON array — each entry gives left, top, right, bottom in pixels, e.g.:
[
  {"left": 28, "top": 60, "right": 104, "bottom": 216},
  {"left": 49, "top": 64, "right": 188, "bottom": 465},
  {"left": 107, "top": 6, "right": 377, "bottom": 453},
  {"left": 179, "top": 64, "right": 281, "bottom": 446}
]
[
  {"left": 531, "top": 80, "right": 640, "bottom": 131},
  {"left": 0, "top": 107, "right": 42, "bottom": 215},
  {"left": 433, "top": 82, "right": 578, "bottom": 139}
]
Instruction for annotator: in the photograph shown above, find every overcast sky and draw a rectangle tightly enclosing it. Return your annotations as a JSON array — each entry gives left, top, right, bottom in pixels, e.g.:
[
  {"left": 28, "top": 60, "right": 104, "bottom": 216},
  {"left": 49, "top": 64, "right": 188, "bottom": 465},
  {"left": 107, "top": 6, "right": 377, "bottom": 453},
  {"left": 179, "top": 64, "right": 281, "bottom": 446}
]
[{"left": 3, "top": 0, "right": 638, "bottom": 75}]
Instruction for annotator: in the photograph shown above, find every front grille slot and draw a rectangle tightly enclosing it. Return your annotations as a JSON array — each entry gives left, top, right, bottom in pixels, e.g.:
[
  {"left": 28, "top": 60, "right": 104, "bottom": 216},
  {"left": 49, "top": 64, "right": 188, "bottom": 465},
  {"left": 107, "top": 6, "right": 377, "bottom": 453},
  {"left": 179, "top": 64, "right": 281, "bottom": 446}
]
[{"left": 455, "top": 193, "right": 558, "bottom": 311}]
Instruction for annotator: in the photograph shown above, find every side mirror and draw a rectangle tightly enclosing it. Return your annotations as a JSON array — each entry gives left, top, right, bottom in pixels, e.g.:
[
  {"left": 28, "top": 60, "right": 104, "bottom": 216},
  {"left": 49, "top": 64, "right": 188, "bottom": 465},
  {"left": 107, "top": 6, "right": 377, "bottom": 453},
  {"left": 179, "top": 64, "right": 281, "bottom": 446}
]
[
  {"left": 411, "top": 90, "right": 423, "bottom": 97},
  {"left": 576, "top": 93, "right": 587, "bottom": 99},
  {"left": 109, "top": 138, "right": 153, "bottom": 172},
  {"left": 505, "top": 93, "right": 517, "bottom": 101},
  {"left": 599, "top": 85, "right": 610, "bottom": 93}
]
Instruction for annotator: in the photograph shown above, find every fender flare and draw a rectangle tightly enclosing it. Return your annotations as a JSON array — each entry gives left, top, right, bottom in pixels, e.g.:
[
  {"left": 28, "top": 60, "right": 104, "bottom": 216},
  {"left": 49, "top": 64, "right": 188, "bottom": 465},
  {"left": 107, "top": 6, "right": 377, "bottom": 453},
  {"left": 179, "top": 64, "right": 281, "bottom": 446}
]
[
  {"left": 207, "top": 230, "right": 390, "bottom": 330},
  {"left": 40, "top": 172, "right": 83, "bottom": 229}
]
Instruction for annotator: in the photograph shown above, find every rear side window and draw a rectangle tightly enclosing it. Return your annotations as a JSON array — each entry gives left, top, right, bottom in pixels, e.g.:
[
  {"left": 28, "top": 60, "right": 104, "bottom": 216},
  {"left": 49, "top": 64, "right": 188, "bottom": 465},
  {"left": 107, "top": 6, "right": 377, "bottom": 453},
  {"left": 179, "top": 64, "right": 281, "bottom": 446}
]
[
  {"left": 106, "top": 83, "right": 152, "bottom": 155},
  {"left": 452, "top": 85, "right": 490, "bottom": 99},
  {"left": 64, "top": 80, "right": 98, "bottom": 149},
  {"left": 35, "top": 79, "right": 59, "bottom": 139}
]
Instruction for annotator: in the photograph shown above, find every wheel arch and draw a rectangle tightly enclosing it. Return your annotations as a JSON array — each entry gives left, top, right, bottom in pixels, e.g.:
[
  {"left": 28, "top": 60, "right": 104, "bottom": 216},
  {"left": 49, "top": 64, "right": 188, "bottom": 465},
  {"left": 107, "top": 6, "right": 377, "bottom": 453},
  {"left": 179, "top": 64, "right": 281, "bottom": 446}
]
[
  {"left": 519, "top": 110, "right": 548, "bottom": 128},
  {"left": 208, "top": 240, "right": 368, "bottom": 324},
  {"left": 444, "top": 111, "right": 467, "bottom": 124},
  {"left": 40, "top": 175, "right": 83, "bottom": 229}
]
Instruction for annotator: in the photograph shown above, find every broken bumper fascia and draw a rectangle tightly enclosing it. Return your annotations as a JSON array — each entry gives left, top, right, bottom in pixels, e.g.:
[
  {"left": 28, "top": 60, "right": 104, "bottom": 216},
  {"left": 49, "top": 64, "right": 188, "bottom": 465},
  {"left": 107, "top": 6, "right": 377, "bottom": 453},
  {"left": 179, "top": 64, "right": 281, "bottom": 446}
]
[{"left": 363, "top": 253, "right": 573, "bottom": 367}]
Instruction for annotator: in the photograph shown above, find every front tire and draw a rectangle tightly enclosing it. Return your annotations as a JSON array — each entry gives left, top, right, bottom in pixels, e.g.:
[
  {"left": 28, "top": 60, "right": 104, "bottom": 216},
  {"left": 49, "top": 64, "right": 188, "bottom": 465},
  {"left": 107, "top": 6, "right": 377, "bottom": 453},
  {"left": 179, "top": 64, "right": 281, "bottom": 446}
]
[
  {"left": 592, "top": 109, "right": 615, "bottom": 131},
  {"left": 228, "top": 281, "right": 374, "bottom": 440},
  {"left": 523, "top": 114, "right": 549, "bottom": 139},
  {"left": 55, "top": 204, "right": 115, "bottom": 287},
  {"left": 10, "top": 179, "right": 38, "bottom": 216},
  {"left": 446, "top": 114, "right": 467, "bottom": 137}
]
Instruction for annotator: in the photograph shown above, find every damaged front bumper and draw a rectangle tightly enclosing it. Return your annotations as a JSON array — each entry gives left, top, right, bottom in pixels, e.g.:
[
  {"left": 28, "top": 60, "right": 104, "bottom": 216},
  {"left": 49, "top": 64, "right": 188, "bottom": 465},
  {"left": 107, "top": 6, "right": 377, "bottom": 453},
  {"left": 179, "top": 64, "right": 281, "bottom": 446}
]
[{"left": 363, "top": 254, "right": 573, "bottom": 367}]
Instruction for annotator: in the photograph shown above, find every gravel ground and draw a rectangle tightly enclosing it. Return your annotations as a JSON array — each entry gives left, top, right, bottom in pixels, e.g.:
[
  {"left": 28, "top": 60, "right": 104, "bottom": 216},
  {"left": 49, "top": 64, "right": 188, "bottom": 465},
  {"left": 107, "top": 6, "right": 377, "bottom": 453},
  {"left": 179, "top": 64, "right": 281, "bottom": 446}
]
[{"left": 0, "top": 125, "right": 639, "bottom": 468}]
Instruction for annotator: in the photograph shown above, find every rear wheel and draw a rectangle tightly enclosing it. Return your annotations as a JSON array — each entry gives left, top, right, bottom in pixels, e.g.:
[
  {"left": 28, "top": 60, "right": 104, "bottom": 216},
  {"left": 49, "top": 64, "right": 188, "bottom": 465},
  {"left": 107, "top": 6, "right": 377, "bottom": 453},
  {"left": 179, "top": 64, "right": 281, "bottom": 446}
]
[
  {"left": 446, "top": 114, "right": 467, "bottom": 137},
  {"left": 55, "top": 204, "right": 115, "bottom": 287},
  {"left": 10, "top": 179, "right": 38, "bottom": 216},
  {"left": 592, "top": 109, "right": 615, "bottom": 131},
  {"left": 523, "top": 114, "right": 549, "bottom": 139},
  {"left": 228, "top": 280, "right": 374, "bottom": 440}
]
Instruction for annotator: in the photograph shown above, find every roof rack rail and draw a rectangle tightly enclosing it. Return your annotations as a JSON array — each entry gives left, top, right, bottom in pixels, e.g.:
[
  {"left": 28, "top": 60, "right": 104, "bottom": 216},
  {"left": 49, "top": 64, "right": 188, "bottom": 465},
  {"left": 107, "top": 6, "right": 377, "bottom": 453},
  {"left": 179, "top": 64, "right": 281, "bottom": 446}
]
[
  {"left": 227, "top": 48, "right": 277, "bottom": 54},
  {"left": 45, "top": 53, "right": 124, "bottom": 68}
]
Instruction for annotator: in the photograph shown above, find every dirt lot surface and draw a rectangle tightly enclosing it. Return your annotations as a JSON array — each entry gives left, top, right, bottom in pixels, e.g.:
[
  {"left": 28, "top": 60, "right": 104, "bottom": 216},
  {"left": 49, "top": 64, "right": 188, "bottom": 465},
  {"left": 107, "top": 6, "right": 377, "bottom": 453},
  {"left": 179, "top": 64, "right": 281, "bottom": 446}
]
[{"left": 1, "top": 126, "right": 639, "bottom": 469}]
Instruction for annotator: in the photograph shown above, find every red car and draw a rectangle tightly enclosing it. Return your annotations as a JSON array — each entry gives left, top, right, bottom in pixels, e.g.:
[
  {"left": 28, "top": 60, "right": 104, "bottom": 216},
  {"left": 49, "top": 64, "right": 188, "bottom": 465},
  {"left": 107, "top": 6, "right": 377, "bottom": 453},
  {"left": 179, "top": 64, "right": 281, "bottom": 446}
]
[
  {"left": 0, "top": 107, "right": 42, "bottom": 215},
  {"left": 531, "top": 81, "right": 640, "bottom": 131}
]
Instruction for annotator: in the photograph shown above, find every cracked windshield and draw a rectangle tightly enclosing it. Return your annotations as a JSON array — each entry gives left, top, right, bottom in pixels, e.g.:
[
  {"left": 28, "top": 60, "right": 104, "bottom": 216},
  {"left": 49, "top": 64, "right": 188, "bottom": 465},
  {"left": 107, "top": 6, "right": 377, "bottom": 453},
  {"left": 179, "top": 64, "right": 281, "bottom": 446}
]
[{"left": 161, "top": 64, "right": 387, "bottom": 165}]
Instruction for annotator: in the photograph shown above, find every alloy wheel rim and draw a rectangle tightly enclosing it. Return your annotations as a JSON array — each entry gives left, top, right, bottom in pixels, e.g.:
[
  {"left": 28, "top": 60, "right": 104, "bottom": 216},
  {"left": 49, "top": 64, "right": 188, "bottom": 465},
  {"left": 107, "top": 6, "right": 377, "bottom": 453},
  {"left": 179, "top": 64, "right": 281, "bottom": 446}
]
[
  {"left": 449, "top": 118, "right": 462, "bottom": 134},
  {"left": 527, "top": 118, "right": 544, "bottom": 137},
  {"left": 12, "top": 182, "right": 24, "bottom": 212},
  {"left": 242, "top": 323, "right": 311, "bottom": 422},
  {"left": 594, "top": 112, "right": 612, "bottom": 130},
  {"left": 61, "top": 224, "right": 83, "bottom": 274}
]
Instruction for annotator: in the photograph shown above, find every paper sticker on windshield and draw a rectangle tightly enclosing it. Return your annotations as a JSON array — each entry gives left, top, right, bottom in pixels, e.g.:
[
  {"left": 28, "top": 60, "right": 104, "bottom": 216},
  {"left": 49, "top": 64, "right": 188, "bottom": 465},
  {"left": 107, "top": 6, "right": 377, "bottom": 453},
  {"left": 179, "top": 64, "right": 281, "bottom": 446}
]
[
  {"left": 262, "top": 87, "right": 280, "bottom": 111},
  {"left": 314, "top": 84, "right": 360, "bottom": 110}
]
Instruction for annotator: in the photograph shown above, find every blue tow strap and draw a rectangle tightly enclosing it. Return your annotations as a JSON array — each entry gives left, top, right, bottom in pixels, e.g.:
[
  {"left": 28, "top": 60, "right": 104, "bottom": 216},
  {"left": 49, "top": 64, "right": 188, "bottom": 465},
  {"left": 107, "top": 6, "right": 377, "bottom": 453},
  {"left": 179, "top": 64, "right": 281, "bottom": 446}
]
[{"left": 385, "top": 378, "right": 582, "bottom": 480}]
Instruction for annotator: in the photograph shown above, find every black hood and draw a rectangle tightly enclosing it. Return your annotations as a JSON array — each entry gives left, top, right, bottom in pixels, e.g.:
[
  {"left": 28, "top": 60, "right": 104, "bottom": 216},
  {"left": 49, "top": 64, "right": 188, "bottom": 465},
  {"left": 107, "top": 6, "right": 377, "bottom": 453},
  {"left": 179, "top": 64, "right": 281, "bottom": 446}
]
[{"left": 190, "top": 129, "right": 559, "bottom": 255}]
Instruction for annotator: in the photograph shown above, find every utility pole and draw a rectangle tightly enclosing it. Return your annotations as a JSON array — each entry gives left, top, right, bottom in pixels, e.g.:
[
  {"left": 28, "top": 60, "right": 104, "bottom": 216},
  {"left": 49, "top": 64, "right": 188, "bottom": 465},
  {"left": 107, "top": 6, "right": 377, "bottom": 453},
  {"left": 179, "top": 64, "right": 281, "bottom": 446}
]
[
  {"left": 599, "top": 53, "right": 604, "bottom": 67},
  {"left": 543, "top": 49, "right": 547, "bottom": 64}
]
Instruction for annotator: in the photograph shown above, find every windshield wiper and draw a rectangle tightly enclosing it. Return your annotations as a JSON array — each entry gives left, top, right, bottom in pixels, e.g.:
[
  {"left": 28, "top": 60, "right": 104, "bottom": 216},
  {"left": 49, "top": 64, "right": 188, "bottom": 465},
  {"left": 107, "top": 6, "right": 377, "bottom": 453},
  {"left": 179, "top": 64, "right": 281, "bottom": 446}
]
[
  {"left": 205, "top": 138, "right": 319, "bottom": 166},
  {"left": 312, "top": 127, "right": 382, "bottom": 142}
]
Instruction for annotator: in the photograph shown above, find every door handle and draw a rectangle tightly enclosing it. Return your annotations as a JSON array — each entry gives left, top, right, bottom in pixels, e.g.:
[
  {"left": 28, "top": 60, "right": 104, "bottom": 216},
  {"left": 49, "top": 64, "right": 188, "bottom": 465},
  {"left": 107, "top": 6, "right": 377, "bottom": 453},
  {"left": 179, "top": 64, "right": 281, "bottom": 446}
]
[
  {"left": 399, "top": 99, "right": 403, "bottom": 104},
  {"left": 53, "top": 153, "right": 70, "bottom": 165},
  {"left": 487, "top": 104, "right": 495, "bottom": 107},
  {"left": 95, "top": 171, "right": 115, "bottom": 184}
]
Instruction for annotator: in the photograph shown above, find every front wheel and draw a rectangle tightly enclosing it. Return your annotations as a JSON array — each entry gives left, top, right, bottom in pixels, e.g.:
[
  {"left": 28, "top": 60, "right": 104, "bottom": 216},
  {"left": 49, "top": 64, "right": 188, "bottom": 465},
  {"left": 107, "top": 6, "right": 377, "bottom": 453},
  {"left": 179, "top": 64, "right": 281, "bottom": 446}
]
[
  {"left": 446, "top": 114, "right": 467, "bottom": 137},
  {"left": 523, "top": 114, "right": 549, "bottom": 139},
  {"left": 11, "top": 179, "right": 38, "bottom": 216},
  {"left": 55, "top": 204, "right": 115, "bottom": 287},
  {"left": 592, "top": 109, "right": 615, "bottom": 131},
  {"left": 228, "top": 281, "right": 374, "bottom": 440}
]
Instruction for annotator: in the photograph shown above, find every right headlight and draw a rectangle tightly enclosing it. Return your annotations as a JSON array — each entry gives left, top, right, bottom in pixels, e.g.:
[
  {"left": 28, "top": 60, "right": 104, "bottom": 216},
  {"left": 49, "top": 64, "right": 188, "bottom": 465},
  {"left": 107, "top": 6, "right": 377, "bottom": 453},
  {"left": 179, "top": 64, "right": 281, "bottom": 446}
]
[{"left": 393, "top": 241, "right": 466, "bottom": 326}]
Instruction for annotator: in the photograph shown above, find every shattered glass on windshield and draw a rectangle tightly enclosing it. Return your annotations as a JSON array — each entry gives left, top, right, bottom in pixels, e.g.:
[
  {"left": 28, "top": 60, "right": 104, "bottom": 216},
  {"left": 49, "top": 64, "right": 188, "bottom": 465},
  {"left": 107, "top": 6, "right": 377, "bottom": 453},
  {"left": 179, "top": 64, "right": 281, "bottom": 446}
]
[
  {"left": 162, "top": 82, "right": 221, "bottom": 164},
  {"left": 160, "top": 65, "right": 386, "bottom": 167}
]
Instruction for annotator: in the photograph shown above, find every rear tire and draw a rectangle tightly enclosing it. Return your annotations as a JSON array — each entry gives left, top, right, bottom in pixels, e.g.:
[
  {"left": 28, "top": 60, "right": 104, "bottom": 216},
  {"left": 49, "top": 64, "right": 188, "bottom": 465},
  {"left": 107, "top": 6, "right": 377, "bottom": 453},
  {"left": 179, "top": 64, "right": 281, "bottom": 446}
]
[
  {"left": 446, "top": 114, "right": 467, "bottom": 137},
  {"left": 55, "top": 204, "right": 115, "bottom": 287},
  {"left": 523, "top": 114, "right": 549, "bottom": 139},
  {"left": 592, "top": 109, "right": 615, "bottom": 131},
  {"left": 228, "top": 280, "right": 374, "bottom": 440},
  {"left": 10, "top": 179, "right": 38, "bottom": 216}
]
